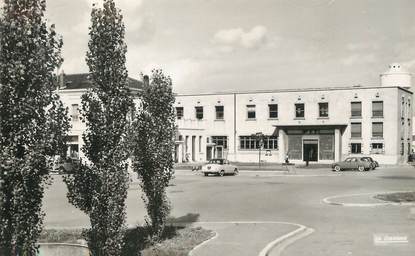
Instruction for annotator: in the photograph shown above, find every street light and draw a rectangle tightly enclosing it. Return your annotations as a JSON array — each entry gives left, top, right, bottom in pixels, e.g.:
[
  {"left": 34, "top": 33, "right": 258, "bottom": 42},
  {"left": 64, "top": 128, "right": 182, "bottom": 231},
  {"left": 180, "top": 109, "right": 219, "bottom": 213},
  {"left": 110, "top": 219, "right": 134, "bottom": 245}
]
[{"left": 251, "top": 132, "right": 265, "bottom": 168}]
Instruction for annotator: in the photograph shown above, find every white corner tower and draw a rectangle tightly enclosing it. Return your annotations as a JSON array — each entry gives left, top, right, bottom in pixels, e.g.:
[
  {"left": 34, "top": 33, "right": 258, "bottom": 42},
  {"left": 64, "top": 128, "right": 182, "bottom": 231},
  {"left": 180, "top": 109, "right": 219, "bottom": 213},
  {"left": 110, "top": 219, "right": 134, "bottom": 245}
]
[{"left": 380, "top": 63, "right": 412, "bottom": 89}]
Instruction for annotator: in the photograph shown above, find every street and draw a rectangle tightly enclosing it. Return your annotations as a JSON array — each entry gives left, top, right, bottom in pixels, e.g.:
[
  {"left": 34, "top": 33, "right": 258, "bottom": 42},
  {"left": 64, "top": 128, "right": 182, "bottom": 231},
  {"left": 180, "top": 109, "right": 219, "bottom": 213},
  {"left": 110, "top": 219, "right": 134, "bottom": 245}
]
[{"left": 43, "top": 167, "right": 415, "bottom": 255}]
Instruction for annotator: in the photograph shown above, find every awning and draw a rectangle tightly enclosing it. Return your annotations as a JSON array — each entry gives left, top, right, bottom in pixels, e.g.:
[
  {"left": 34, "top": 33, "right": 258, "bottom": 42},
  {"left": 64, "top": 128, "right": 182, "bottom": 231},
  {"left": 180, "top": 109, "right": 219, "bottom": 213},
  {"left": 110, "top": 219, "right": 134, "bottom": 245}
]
[{"left": 272, "top": 124, "right": 348, "bottom": 136}]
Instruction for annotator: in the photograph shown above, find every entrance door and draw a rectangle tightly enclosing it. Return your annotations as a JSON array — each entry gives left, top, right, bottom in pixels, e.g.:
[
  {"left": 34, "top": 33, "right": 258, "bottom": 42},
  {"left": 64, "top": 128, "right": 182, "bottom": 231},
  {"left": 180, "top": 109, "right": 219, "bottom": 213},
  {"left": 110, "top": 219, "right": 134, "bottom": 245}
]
[
  {"left": 216, "top": 146, "right": 223, "bottom": 159},
  {"left": 303, "top": 140, "right": 318, "bottom": 162},
  {"left": 206, "top": 146, "right": 212, "bottom": 161}
]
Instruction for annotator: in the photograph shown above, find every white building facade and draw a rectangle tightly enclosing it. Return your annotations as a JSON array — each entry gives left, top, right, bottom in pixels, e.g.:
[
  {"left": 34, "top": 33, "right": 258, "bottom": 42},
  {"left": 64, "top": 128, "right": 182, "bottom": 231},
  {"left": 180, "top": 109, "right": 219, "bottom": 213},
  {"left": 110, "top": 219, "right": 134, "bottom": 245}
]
[
  {"left": 175, "top": 65, "right": 413, "bottom": 165},
  {"left": 56, "top": 65, "right": 413, "bottom": 165}
]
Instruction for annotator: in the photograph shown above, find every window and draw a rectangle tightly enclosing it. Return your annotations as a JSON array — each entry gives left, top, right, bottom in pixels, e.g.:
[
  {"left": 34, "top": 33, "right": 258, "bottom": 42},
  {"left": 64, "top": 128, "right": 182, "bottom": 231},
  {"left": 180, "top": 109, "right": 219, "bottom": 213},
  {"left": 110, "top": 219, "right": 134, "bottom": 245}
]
[
  {"left": 372, "top": 122, "right": 383, "bottom": 138},
  {"left": 212, "top": 136, "right": 228, "bottom": 149},
  {"left": 71, "top": 104, "right": 79, "bottom": 121},
  {"left": 351, "top": 123, "right": 362, "bottom": 138},
  {"left": 268, "top": 104, "right": 278, "bottom": 118},
  {"left": 263, "top": 136, "right": 278, "bottom": 150},
  {"left": 401, "top": 142, "right": 404, "bottom": 155},
  {"left": 351, "top": 102, "right": 362, "bottom": 117},
  {"left": 295, "top": 103, "right": 305, "bottom": 118},
  {"left": 351, "top": 143, "right": 361, "bottom": 154},
  {"left": 319, "top": 102, "right": 329, "bottom": 117},
  {"left": 215, "top": 106, "right": 224, "bottom": 120},
  {"left": 247, "top": 105, "right": 256, "bottom": 119},
  {"left": 176, "top": 107, "right": 184, "bottom": 119},
  {"left": 199, "top": 136, "right": 202, "bottom": 152},
  {"left": 195, "top": 106, "right": 203, "bottom": 120},
  {"left": 372, "top": 101, "right": 383, "bottom": 117},
  {"left": 240, "top": 136, "right": 278, "bottom": 150},
  {"left": 371, "top": 143, "right": 383, "bottom": 154}
]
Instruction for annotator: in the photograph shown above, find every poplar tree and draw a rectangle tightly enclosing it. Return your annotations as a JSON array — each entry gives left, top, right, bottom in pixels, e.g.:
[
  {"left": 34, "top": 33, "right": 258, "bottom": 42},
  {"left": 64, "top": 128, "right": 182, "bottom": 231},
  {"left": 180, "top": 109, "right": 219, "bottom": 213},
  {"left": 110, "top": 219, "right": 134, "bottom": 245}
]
[
  {"left": 63, "top": 1, "right": 133, "bottom": 255},
  {"left": 0, "top": 0, "right": 69, "bottom": 255},
  {"left": 130, "top": 70, "right": 176, "bottom": 241}
]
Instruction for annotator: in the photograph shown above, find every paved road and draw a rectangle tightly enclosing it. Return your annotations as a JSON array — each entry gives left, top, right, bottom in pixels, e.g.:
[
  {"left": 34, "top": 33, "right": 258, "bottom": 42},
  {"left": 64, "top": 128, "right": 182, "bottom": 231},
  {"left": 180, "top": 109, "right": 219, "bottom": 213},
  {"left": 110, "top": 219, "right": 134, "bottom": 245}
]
[{"left": 43, "top": 167, "right": 415, "bottom": 255}]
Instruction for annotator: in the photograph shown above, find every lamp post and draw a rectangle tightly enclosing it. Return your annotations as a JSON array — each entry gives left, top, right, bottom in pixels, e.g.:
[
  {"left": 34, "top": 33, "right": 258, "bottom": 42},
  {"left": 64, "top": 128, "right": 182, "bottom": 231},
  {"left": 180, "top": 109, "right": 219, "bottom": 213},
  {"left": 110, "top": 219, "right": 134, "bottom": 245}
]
[{"left": 252, "top": 132, "right": 265, "bottom": 168}]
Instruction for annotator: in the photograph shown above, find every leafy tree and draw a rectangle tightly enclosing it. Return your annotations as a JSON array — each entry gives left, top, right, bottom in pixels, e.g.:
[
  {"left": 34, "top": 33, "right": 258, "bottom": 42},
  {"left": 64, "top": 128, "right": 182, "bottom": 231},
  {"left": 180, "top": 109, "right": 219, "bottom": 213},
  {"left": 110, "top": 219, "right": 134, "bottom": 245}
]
[
  {"left": 63, "top": 1, "right": 133, "bottom": 255},
  {"left": 0, "top": 0, "right": 69, "bottom": 255},
  {"left": 130, "top": 70, "right": 176, "bottom": 241}
]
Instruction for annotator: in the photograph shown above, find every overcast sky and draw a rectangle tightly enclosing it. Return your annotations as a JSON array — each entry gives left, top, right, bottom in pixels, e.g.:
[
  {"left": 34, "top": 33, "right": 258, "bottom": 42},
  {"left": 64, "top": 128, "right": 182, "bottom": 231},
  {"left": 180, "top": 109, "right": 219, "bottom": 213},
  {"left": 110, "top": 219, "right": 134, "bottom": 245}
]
[{"left": 44, "top": 0, "right": 415, "bottom": 93}]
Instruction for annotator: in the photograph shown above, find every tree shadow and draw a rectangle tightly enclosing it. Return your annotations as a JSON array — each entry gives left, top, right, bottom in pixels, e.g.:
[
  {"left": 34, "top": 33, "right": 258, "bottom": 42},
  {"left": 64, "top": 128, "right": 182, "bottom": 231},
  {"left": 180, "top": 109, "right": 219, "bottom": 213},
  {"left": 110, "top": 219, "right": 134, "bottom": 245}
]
[{"left": 121, "top": 213, "right": 200, "bottom": 256}]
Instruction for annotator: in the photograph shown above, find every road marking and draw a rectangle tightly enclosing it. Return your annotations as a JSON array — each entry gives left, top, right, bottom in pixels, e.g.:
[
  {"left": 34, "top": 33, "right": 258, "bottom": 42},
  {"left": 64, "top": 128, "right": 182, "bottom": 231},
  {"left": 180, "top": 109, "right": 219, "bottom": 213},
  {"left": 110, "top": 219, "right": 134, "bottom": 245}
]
[
  {"left": 184, "top": 221, "right": 314, "bottom": 256},
  {"left": 322, "top": 191, "right": 415, "bottom": 207}
]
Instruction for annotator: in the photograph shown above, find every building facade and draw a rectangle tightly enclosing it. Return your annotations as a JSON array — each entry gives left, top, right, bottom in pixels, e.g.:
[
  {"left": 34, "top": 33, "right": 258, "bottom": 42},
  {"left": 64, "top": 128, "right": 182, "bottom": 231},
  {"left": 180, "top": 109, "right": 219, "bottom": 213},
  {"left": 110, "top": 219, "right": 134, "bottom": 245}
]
[
  {"left": 56, "top": 73, "right": 142, "bottom": 159},
  {"left": 56, "top": 64, "right": 413, "bottom": 165},
  {"left": 175, "top": 65, "right": 413, "bottom": 165}
]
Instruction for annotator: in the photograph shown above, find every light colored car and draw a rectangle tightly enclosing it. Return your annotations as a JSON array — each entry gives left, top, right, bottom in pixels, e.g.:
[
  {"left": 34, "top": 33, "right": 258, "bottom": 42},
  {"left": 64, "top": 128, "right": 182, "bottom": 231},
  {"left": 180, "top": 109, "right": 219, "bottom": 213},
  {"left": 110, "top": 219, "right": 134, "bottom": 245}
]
[
  {"left": 331, "top": 157, "right": 372, "bottom": 172},
  {"left": 201, "top": 159, "right": 238, "bottom": 176}
]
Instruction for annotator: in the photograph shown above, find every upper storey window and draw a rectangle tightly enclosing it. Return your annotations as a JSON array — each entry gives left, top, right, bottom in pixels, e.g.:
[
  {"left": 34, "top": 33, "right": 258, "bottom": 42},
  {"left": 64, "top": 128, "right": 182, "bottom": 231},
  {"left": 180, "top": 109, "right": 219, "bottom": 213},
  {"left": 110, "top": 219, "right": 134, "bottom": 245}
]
[
  {"left": 247, "top": 105, "right": 256, "bottom": 119},
  {"left": 176, "top": 107, "right": 184, "bottom": 120},
  {"left": 372, "top": 101, "right": 383, "bottom": 117},
  {"left": 351, "top": 102, "right": 362, "bottom": 117},
  {"left": 319, "top": 102, "right": 329, "bottom": 118},
  {"left": 295, "top": 103, "right": 304, "bottom": 118},
  {"left": 195, "top": 106, "right": 203, "bottom": 120}
]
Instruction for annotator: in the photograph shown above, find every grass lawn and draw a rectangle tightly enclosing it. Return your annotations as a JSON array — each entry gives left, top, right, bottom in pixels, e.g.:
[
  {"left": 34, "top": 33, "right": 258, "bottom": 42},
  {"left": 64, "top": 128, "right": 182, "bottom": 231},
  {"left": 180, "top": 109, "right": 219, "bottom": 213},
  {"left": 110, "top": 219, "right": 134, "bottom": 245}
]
[
  {"left": 374, "top": 191, "right": 415, "bottom": 202},
  {"left": 40, "top": 225, "right": 213, "bottom": 256}
]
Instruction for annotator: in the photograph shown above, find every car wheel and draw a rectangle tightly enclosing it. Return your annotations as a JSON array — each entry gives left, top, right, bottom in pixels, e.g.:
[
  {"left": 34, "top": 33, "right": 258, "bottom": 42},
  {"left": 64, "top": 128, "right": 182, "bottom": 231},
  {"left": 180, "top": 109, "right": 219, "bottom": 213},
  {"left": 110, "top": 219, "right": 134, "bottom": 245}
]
[
  {"left": 233, "top": 168, "right": 238, "bottom": 176},
  {"left": 204, "top": 173, "right": 208, "bottom": 176},
  {"left": 333, "top": 165, "right": 341, "bottom": 172},
  {"left": 357, "top": 166, "right": 365, "bottom": 172},
  {"left": 219, "top": 170, "right": 225, "bottom": 177}
]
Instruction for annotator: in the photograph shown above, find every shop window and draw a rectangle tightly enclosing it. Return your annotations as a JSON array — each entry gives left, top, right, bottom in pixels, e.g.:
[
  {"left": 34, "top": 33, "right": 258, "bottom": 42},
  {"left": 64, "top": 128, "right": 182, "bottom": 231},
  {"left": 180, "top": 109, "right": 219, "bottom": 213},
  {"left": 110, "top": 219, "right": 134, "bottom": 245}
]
[
  {"left": 212, "top": 136, "right": 228, "bottom": 149},
  {"left": 371, "top": 143, "right": 383, "bottom": 154},
  {"left": 239, "top": 136, "right": 278, "bottom": 150}
]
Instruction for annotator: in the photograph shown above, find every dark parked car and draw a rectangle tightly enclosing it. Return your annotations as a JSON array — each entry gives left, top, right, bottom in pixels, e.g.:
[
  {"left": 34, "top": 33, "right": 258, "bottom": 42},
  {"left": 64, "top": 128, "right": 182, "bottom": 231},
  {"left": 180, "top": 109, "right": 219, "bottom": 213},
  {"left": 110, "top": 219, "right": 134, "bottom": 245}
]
[
  {"left": 331, "top": 157, "right": 372, "bottom": 172},
  {"left": 361, "top": 157, "right": 379, "bottom": 170}
]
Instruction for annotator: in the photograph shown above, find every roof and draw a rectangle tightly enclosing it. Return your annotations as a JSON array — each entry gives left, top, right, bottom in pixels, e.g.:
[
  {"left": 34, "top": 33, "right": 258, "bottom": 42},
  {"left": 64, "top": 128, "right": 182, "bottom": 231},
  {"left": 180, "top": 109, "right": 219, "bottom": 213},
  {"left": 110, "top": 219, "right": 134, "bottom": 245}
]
[
  {"left": 59, "top": 73, "right": 143, "bottom": 90},
  {"left": 176, "top": 85, "right": 413, "bottom": 97}
]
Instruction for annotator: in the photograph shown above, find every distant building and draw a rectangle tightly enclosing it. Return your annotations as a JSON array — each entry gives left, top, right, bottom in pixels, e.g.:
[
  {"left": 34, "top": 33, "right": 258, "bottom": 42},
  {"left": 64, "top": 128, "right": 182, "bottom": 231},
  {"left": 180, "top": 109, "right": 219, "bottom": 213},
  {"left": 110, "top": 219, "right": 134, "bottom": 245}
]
[{"left": 174, "top": 64, "right": 413, "bottom": 165}]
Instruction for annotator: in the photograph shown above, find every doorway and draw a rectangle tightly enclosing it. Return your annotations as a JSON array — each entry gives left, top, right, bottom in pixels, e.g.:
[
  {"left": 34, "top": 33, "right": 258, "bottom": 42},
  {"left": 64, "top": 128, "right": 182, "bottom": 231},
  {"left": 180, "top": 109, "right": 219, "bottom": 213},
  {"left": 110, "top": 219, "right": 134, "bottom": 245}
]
[
  {"left": 303, "top": 140, "right": 318, "bottom": 162},
  {"left": 216, "top": 146, "right": 223, "bottom": 159},
  {"left": 206, "top": 146, "right": 212, "bottom": 161}
]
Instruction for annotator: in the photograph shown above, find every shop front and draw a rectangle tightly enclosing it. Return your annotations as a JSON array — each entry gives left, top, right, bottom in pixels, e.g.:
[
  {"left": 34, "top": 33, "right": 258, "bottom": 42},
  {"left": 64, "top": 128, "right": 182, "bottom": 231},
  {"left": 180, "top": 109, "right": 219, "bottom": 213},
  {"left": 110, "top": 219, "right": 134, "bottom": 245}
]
[{"left": 275, "top": 125, "right": 347, "bottom": 163}]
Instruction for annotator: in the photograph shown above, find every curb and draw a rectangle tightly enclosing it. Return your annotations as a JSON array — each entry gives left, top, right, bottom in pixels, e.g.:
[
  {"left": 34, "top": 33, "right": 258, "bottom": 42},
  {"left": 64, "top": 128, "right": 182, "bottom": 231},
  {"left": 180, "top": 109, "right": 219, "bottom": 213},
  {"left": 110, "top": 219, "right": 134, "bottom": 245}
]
[
  {"left": 322, "top": 191, "right": 415, "bottom": 207},
  {"left": 188, "top": 231, "right": 219, "bottom": 256},
  {"left": 184, "top": 221, "right": 313, "bottom": 256},
  {"left": 38, "top": 243, "right": 88, "bottom": 248}
]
